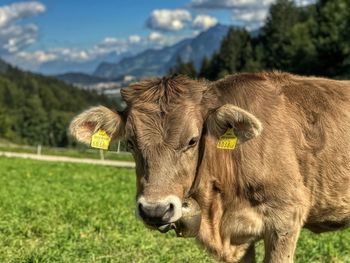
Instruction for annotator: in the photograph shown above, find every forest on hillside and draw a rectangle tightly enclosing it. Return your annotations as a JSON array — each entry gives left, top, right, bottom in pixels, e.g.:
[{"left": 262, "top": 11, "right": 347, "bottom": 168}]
[
  {"left": 171, "top": 0, "right": 350, "bottom": 80},
  {"left": 0, "top": 62, "right": 112, "bottom": 147}
]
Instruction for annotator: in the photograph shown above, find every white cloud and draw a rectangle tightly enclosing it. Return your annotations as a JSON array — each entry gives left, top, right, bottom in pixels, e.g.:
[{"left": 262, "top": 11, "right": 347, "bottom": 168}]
[
  {"left": 148, "top": 32, "right": 163, "bottom": 42},
  {"left": 191, "top": 0, "right": 315, "bottom": 9},
  {"left": 146, "top": 9, "right": 192, "bottom": 32},
  {"left": 17, "top": 50, "right": 57, "bottom": 63},
  {"left": 10, "top": 30, "right": 190, "bottom": 70},
  {"left": 59, "top": 48, "right": 90, "bottom": 61},
  {"left": 147, "top": 31, "right": 191, "bottom": 48},
  {"left": 128, "top": 35, "right": 141, "bottom": 44},
  {"left": 15, "top": 48, "right": 92, "bottom": 66},
  {"left": 95, "top": 35, "right": 146, "bottom": 56},
  {"left": 191, "top": 0, "right": 315, "bottom": 30},
  {"left": 232, "top": 8, "right": 268, "bottom": 29},
  {"left": 98, "top": 35, "right": 143, "bottom": 49},
  {"left": 190, "top": 0, "right": 274, "bottom": 30},
  {"left": 192, "top": 15, "right": 218, "bottom": 30},
  {"left": 0, "top": 1, "right": 45, "bottom": 55},
  {"left": 191, "top": 0, "right": 274, "bottom": 9},
  {"left": 1, "top": 24, "right": 38, "bottom": 53},
  {"left": 0, "top": 1, "right": 45, "bottom": 28},
  {"left": 9, "top": 33, "right": 154, "bottom": 69},
  {"left": 98, "top": 37, "right": 127, "bottom": 50},
  {"left": 147, "top": 32, "right": 177, "bottom": 46}
]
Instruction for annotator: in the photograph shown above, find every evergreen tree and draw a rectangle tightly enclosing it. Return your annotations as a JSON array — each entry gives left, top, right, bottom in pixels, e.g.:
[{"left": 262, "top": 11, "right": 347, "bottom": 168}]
[
  {"left": 168, "top": 57, "right": 197, "bottom": 78},
  {"left": 260, "top": 0, "right": 301, "bottom": 70},
  {"left": 312, "top": 0, "right": 350, "bottom": 77},
  {"left": 198, "top": 56, "right": 211, "bottom": 78},
  {"left": 206, "top": 28, "right": 256, "bottom": 80},
  {"left": 287, "top": 14, "right": 317, "bottom": 75},
  {"left": 194, "top": 0, "right": 350, "bottom": 79}
]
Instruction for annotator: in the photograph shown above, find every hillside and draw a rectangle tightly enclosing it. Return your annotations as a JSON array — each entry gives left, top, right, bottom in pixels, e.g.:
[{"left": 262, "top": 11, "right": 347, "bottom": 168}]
[
  {"left": 0, "top": 58, "right": 112, "bottom": 147},
  {"left": 94, "top": 24, "right": 230, "bottom": 79}
]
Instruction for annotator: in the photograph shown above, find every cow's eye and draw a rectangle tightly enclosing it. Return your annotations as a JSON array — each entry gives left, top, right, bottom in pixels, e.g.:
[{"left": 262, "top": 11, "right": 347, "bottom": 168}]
[{"left": 188, "top": 137, "right": 199, "bottom": 148}]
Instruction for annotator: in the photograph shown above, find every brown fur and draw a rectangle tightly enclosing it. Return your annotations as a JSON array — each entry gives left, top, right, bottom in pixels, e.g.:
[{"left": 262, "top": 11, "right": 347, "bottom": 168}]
[{"left": 69, "top": 72, "right": 350, "bottom": 262}]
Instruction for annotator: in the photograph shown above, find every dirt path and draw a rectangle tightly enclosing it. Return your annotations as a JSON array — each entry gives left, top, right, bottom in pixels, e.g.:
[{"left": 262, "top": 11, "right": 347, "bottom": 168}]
[{"left": 0, "top": 151, "right": 135, "bottom": 168}]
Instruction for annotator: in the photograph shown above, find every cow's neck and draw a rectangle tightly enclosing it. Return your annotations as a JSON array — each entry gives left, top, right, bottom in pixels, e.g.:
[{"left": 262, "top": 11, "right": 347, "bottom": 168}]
[{"left": 193, "top": 135, "right": 264, "bottom": 259}]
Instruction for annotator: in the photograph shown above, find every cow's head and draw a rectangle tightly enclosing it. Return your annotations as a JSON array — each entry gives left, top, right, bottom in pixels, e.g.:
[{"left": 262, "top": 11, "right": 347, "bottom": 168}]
[{"left": 69, "top": 76, "right": 262, "bottom": 233}]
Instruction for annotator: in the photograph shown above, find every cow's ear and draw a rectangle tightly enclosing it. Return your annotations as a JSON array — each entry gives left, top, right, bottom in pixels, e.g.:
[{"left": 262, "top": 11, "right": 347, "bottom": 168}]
[
  {"left": 208, "top": 104, "right": 262, "bottom": 143},
  {"left": 69, "top": 106, "right": 124, "bottom": 145}
]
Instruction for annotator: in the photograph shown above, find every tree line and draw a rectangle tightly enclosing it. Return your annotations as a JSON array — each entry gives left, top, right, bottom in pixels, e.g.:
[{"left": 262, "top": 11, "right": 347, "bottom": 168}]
[
  {"left": 0, "top": 62, "right": 112, "bottom": 147},
  {"left": 170, "top": 0, "right": 350, "bottom": 80}
]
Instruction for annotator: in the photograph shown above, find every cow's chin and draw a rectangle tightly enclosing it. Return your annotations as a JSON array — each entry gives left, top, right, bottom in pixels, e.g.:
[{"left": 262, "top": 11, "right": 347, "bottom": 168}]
[{"left": 157, "top": 223, "right": 177, "bottom": 233}]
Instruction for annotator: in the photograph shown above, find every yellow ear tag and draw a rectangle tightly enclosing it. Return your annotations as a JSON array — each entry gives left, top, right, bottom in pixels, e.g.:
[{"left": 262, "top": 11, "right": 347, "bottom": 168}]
[
  {"left": 217, "top": 128, "right": 237, "bottom": 150},
  {"left": 91, "top": 129, "right": 111, "bottom": 150}
]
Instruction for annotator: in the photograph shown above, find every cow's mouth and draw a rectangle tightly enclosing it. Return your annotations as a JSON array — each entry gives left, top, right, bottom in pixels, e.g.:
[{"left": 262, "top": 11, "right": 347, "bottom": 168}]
[
  {"left": 155, "top": 198, "right": 202, "bottom": 237},
  {"left": 157, "top": 223, "right": 176, "bottom": 233},
  {"left": 143, "top": 221, "right": 175, "bottom": 233}
]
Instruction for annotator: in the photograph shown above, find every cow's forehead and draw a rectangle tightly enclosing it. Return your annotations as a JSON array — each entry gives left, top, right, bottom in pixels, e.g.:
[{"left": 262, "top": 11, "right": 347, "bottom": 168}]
[
  {"left": 121, "top": 75, "right": 207, "bottom": 107},
  {"left": 125, "top": 102, "right": 202, "bottom": 149}
]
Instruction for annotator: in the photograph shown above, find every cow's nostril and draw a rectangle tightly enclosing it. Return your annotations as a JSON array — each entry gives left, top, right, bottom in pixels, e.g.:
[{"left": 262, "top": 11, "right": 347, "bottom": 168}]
[
  {"left": 138, "top": 202, "right": 146, "bottom": 218},
  {"left": 163, "top": 203, "right": 175, "bottom": 221},
  {"left": 138, "top": 203, "right": 143, "bottom": 214}
]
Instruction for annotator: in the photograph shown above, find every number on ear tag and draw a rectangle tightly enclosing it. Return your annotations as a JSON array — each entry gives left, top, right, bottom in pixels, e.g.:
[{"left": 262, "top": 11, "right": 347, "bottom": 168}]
[
  {"left": 217, "top": 128, "right": 237, "bottom": 150},
  {"left": 91, "top": 129, "right": 111, "bottom": 150}
]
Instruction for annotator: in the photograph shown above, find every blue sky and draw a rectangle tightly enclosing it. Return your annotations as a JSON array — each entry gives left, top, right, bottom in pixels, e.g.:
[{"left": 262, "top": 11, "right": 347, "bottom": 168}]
[
  {"left": 0, "top": 0, "right": 314, "bottom": 73},
  {"left": 25, "top": 0, "right": 198, "bottom": 49},
  {"left": 1, "top": 0, "right": 232, "bottom": 47}
]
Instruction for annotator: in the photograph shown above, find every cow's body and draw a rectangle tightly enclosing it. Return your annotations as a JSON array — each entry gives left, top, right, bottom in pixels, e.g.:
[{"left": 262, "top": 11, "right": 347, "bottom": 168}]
[
  {"left": 70, "top": 72, "right": 350, "bottom": 262},
  {"left": 193, "top": 72, "right": 350, "bottom": 261}
]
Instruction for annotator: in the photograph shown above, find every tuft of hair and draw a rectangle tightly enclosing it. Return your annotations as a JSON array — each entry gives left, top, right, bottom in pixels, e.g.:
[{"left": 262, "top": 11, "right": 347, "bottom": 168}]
[{"left": 121, "top": 75, "right": 208, "bottom": 112}]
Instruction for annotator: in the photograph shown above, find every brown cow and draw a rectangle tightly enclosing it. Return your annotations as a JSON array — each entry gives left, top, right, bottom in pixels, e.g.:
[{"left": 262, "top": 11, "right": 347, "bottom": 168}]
[{"left": 69, "top": 72, "right": 350, "bottom": 262}]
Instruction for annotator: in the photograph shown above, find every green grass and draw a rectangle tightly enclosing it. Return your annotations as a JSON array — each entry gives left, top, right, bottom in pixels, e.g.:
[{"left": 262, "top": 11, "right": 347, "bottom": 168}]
[{"left": 0, "top": 157, "right": 349, "bottom": 263}]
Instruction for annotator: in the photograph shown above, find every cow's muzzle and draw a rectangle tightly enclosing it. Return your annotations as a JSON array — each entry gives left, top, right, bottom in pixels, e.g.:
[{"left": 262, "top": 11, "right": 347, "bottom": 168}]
[
  {"left": 137, "top": 196, "right": 201, "bottom": 237},
  {"left": 138, "top": 202, "right": 175, "bottom": 225},
  {"left": 137, "top": 195, "right": 182, "bottom": 229}
]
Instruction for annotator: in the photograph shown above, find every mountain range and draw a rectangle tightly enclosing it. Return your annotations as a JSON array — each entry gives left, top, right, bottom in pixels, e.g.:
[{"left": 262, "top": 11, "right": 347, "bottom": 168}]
[
  {"left": 38, "top": 51, "right": 134, "bottom": 76},
  {"left": 50, "top": 24, "right": 230, "bottom": 85},
  {"left": 93, "top": 24, "right": 230, "bottom": 79}
]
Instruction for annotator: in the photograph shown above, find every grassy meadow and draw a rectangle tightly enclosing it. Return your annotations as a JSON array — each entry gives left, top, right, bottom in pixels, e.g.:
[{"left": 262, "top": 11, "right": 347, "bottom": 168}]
[{"left": 0, "top": 157, "right": 349, "bottom": 263}]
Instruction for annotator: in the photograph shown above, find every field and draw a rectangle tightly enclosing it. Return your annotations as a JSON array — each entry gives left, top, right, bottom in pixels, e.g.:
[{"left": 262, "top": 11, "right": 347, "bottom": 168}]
[{"left": 0, "top": 157, "right": 349, "bottom": 263}]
